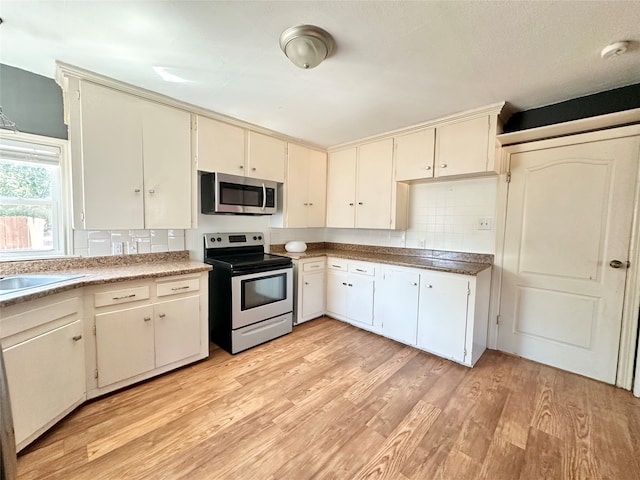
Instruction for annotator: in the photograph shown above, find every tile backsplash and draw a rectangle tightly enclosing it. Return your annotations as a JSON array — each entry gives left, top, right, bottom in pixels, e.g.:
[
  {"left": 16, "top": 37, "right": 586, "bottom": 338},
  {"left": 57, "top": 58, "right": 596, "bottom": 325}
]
[{"left": 73, "top": 229, "right": 185, "bottom": 257}]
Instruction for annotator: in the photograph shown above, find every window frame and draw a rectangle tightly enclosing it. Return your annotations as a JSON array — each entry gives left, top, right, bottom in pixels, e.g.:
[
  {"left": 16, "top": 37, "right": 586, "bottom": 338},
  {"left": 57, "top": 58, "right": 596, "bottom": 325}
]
[{"left": 0, "top": 130, "right": 72, "bottom": 260}]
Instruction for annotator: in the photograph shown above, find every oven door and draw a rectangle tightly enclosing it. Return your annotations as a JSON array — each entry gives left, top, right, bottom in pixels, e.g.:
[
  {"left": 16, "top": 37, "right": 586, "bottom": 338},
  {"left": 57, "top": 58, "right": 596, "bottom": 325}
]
[{"left": 231, "top": 267, "right": 293, "bottom": 329}]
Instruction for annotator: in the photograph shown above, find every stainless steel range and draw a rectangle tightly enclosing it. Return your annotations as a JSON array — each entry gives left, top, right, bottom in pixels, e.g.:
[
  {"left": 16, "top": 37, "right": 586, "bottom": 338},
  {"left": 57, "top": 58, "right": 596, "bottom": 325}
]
[{"left": 203, "top": 232, "right": 293, "bottom": 354}]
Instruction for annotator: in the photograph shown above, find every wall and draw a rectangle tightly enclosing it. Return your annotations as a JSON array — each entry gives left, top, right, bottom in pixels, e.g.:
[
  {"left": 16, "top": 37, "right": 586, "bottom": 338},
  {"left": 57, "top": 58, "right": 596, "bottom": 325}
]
[{"left": 0, "top": 64, "right": 68, "bottom": 139}]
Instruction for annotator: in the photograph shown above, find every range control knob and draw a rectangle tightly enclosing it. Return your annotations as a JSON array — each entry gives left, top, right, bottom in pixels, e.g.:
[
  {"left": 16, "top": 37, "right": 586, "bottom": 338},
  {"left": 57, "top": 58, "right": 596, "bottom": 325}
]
[
  {"left": 217, "top": 237, "right": 222, "bottom": 242},
  {"left": 210, "top": 237, "right": 216, "bottom": 242},
  {"left": 258, "top": 235, "right": 262, "bottom": 240},
  {"left": 253, "top": 236, "right": 258, "bottom": 240}
]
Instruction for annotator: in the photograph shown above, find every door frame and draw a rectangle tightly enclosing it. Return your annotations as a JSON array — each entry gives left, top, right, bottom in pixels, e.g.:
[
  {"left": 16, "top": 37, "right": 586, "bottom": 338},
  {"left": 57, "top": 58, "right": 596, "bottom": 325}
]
[{"left": 489, "top": 124, "right": 640, "bottom": 390}]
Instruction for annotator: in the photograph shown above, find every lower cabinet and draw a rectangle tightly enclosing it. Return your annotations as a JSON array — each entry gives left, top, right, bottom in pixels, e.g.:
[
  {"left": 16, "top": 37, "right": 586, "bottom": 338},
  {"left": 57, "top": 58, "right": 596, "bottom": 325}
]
[
  {"left": 1, "top": 291, "right": 86, "bottom": 451},
  {"left": 376, "top": 267, "right": 420, "bottom": 346},
  {"left": 293, "top": 258, "right": 326, "bottom": 324},
  {"left": 87, "top": 272, "right": 208, "bottom": 398},
  {"left": 326, "top": 258, "right": 375, "bottom": 328}
]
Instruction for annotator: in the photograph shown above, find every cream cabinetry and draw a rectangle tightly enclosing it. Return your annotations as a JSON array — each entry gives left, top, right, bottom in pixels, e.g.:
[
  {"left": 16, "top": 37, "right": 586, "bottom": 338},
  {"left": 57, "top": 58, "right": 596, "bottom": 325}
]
[
  {"left": 326, "top": 258, "right": 376, "bottom": 329},
  {"left": 86, "top": 273, "right": 208, "bottom": 398},
  {"left": 394, "top": 128, "right": 435, "bottom": 181},
  {"left": 0, "top": 291, "right": 85, "bottom": 451},
  {"left": 435, "top": 115, "right": 493, "bottom": 178},
  {"left": 375, "top": 267, "right": 420, "bottom": 346},
  {"left": 327, "top": 140, "right": 408, "bottom": 229},
  {"left": 195, "top": 117, "right": 285, "bottom": 182},
  {"left": 282, "top": 143, "right": 327, "bottom": 228},
  {"left": 293, "top": 258, "right": 326, "bottom": 324},
  {"left": 70, "top": 80, "right": 192, "bottom": 230}
]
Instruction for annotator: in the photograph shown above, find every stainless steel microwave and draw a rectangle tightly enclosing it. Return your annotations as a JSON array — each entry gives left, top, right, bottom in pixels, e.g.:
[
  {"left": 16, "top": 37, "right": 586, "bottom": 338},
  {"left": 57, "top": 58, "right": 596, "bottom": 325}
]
[{"left": 201, "top": 172, "right": 277, "bottom": 215}]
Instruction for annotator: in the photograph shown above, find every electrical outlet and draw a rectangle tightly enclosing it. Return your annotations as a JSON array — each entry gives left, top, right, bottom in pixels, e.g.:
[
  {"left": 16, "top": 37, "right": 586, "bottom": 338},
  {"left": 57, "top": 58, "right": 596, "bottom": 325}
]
[
  {"left": 477, "top": 217, "right": 493, "bottom": 230},
  {"left": 112, "top": 242, "right": 123, "bottom": 255},
  {"left": 126, "top": 241, "right": 138, "bottom": 254}
]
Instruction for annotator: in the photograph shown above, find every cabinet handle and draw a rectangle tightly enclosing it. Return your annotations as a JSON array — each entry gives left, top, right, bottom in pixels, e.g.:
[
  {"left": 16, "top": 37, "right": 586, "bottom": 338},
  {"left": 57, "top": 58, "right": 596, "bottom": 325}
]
[
  {"left": 72, "top": 335, "right": 82, "bottom": 342},
  {"left": 358, "top": 202, "right": 364, "bottom": 205},
  {"left": 171, "top": 286, "right": 190, "bottom": 291},
  {"left": 348, "top": 283, "right": 353, "bottom": 287},
  {"left": 309, "top": 265, "right": 319, "bottom": 269},
  {"left": 342, "top": 282, "right": 347, "bottom": 286},
  {"left": 239, "top": 165, "right": 244, "bottom": 169},
  {"left": 355, "top": 268, "right": 366, "bottom": 273},
  {"left": 144, "top": 317, "right": 151, "bottom": 322},
  {"left": 425, "top": 284, "right": 433, "bottom": 288},
  {"left": 332, "top": 265, "right": 342, "bottom": 268},
  {"left": 440, "top": 164, "right": 447, "bottom": 168},
  {"left": 113, "top": 294, "right": 136, "bottom": 300},
  {"left": 425, "top": 166, "right": 432, "bottom": 170},
  {"left": 134, "top": 188, "right": 141, "bottom": 193},
  {"left": 158, "top": 313, "right": 166, "bottom": 318},
  {"left": 349, "top": 203, "right": 354, "bottom": 206}
]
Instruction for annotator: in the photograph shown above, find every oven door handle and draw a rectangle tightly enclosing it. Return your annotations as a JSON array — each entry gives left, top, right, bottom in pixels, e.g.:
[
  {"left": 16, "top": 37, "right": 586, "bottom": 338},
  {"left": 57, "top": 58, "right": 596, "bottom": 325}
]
[{"left": 261, "top": 183, "right": 267, "bottom": 211}]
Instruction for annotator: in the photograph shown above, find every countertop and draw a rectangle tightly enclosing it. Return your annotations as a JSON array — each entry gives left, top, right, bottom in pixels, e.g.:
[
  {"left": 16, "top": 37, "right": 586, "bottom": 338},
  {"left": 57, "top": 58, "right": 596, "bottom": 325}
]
[
  {"left": 270, "top": 243, "right": 493, "bottom": 276},
  {"left": 0, "top": 251, "right": 211, "bottom": 308}
]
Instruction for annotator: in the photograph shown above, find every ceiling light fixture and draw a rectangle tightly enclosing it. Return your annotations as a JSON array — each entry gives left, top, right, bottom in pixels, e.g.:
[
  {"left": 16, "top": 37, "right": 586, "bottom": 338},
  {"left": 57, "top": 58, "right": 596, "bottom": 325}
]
[
  {"left": 600, "top": 41, "right": 629, "bottom": 59},
  {"left": 279, "top": 24, "right": 335, "bottom": 69}
]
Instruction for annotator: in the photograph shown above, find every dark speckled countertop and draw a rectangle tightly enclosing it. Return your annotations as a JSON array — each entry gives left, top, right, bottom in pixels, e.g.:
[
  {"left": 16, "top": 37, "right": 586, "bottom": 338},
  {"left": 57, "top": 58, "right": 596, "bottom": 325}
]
[
  {"left": 0, "top": 251, "right": 211, "bottom": 307},
  {"left": 270, "top": 242, "right": 493, "bottom": 276}
]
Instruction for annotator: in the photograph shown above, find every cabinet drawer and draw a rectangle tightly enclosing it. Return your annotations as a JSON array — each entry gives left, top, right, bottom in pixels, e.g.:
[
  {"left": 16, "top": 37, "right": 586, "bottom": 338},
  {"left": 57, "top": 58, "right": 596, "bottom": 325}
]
[
  {"left": 94, "top": 285, "right": 150, "bottom": 307},
  {"left": 348, "top": 263, "right": 375, "bottom": 276},
  {"left": 156, "top": 278, "right": 200, "bottom": 297},
  {"left": 302, "top": 260, "right": 325, "bottom": 272},
  {"left": 327, "top": 258, "right": 348, "bottom": 271}
]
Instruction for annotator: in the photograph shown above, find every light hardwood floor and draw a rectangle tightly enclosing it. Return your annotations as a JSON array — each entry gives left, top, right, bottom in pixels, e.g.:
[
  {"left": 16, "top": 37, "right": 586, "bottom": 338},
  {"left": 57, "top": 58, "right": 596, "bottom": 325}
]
[{"left": 17, "top": 317, "right": 640, "bottom": 479}]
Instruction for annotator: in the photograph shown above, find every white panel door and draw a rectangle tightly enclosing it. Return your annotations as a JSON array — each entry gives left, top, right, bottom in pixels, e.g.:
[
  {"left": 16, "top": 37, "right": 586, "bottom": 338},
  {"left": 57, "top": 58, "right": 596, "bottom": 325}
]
[
  {"left": 154, "top": 296, "right": 201, "bottom": 368},
  {"left": 142, "top": 101, "right": 192, "bottom": 229},
  {"left": 285, "top": 143, "right": 309, "bottom": 227},
  {"left": 356, "top": 139, "right": 393, "bottom": 229},
  {"left": 435, "top": 115, "right": 489, "bottom": 177},
  {"left": 347, "top": 275, "right": 375, "bottom": 326},
  {"left": 326, "top": 148, "right": 357, "bottom": 228},
  {"left": 247, "top": 132, "right": 285, "bottom": 182},
  {"left": 326, "top": 270, "right": 348, "bottom": 318},
  {"left": 301, "top": 271, "right": 325, "bottom": 319},
  {"left": 196, "top": 116, "right": 246, "bottom": 175},
  {"left": 499, "top": 136, "right": 640, "bottom": 383},
  {"left": 307, "top": 149, "right": 327, "bottom": 227},
  {"left": 377, "top": 269, "right": 420, "bottom": 345},
  {"left": 80, "top": 81, "right": 144, "bottom": 229},
  {"left": 395, "top": 128, "right": 435, "bottom": 181}
]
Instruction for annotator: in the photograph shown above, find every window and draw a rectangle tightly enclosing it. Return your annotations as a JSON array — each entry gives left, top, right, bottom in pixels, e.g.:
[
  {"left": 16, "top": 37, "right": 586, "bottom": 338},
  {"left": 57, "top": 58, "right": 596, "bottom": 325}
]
[{"left": 0, "top": 133, "right": 69, "bottom": 259}]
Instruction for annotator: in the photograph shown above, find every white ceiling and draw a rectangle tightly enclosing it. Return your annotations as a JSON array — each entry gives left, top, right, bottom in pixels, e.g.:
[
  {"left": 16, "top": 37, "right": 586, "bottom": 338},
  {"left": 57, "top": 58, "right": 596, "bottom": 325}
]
[{"left": 0, "top": 1, "right": 639, "bottom": 147}]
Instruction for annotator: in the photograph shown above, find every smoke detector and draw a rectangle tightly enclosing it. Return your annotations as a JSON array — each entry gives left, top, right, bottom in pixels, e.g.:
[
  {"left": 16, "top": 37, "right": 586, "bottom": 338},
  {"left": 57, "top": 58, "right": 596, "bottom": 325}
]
[{"left": 601, "top": 41, "right": 629, "bottom": 59}]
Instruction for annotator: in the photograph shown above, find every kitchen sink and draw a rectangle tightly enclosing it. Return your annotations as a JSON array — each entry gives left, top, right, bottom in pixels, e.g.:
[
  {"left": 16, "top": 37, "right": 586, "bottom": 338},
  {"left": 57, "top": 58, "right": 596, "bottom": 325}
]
[{"left": 0, "top": 274, "right": 83, "bottom": 294}]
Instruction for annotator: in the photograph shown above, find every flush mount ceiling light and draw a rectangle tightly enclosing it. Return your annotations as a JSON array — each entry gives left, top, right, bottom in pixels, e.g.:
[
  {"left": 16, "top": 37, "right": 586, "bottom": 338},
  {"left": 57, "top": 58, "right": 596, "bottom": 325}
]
[
  {"left": 279, "top": 24, "right": 335, "bottom": 69},
  {"left": 600, "top": 41, "right": 629, "bottom": 59}
]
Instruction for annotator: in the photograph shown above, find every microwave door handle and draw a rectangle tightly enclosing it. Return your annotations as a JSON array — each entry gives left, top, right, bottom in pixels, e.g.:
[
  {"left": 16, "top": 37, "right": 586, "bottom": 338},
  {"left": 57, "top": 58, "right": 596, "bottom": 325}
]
[{"left": 261, "top": 183, "right": 266, "bottom": 211}]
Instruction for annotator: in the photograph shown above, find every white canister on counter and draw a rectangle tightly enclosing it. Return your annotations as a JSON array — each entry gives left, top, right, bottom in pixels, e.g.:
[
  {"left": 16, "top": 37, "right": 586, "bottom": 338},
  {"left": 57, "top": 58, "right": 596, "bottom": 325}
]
[{"left": 285, "top": 241, "right": 307, "bottom": 253}]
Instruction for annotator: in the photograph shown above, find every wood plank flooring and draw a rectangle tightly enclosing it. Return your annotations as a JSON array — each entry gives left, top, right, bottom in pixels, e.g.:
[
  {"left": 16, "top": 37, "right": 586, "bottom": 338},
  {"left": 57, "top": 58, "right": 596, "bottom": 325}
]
[{"left": 17, "top": 317, "right": 640, "bottom": 479}]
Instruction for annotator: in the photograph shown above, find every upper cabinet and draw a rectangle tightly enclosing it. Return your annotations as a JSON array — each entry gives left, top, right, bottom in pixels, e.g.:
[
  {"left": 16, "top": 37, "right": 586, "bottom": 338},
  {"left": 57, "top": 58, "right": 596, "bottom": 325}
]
[
  {"left": 327, "top": 139, "right": 408, "bottom": 230},
  {"left": 196, "top": 116, "right": 285, "bottom": 183},
  {"left": 283, "top": 143, "right": 327, "bottom": 228},
  {"left": 393, "top": 106, "right": 504, "bottom": 183},
  {"left": 69, "top": 80, "right": 191, "bottom": 230}
]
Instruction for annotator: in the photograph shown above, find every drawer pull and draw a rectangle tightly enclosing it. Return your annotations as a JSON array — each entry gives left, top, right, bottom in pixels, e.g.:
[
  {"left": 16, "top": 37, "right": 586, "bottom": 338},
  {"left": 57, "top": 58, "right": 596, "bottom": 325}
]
[
  {"left": 158, "top": 313, "right": 166, "bottom": 318},
  {"left": 144, "top": 317, "right": 151, "bottom": 322},
  {"left": 72, "top": 335, "right": 82, "bottom": 342},
  {"left": 308, "top": 265, "right": 319, "bottom": 269},
  {"left": 355, "top": 268, "right": 366, "bottom": 273},
  {"left": 332, "top": 264, "right": 342, "bottom": 268},
  {"left": 171, "top": 286, "right": 190, "bottom": 291},
  {"left": 113, "top": 294, "right": 136, "bottom": 300}
]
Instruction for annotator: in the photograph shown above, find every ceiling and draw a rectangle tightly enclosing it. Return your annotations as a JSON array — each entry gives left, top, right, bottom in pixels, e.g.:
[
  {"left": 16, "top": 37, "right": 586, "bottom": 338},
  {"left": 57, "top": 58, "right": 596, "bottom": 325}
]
[{"left": 0, "top": 1, "right": 639, "bottom": 147}]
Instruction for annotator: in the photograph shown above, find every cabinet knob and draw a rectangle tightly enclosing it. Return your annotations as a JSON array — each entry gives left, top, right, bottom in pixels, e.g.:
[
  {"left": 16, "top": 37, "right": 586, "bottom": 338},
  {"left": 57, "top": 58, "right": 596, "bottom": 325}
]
[
  {"left": 72, "top": 335, "right": 82, "bottom": 342},
  {"left": 412, "top": 282, "right": 418, "bottom": 286},
  {"left": 239, "top": 165, "right": 244, "bottom": 169},
  {"left": 144, "top": 317, "right": 151, "bottom": 322},
  {"left": 348, "top": 283, "right": 353, "bottom": 287},
  {"left": 342, "top": 282, "right": 347, "bottom": 286},
  {"left": 440, "top": 164, "right": 447, "bottom": 168},
  {"left": 148, "top": 189, "right": 155, "bottom": 194},
  {"left": 425, "top": 284, "right": 433, "bottom": 288},
  {"left": 349, "top": 203, "right": 354, "bottom": 206},
  {"left": 309, "top": 203, "right": 313, "bottom": 206},
  {"left": 358, "top": 202, "right": 364, "bottom": 205},
  {"left": 158, "top": 313, "right": 166, "bottom": 318},
  {"left": 134, "top": 188, "right": 141, "bottom": 193},
  {"left": 425, "top": 166, "right": 432, "bottom": 170},
  {"left": 252, "top": 167, "right": 256, "bottom": 171},
  {"left": 304, "top": 203, "right": 308, "bottom": 206},
  {"left": 304, "top": 282, "right": 309, "bottom": 285}
]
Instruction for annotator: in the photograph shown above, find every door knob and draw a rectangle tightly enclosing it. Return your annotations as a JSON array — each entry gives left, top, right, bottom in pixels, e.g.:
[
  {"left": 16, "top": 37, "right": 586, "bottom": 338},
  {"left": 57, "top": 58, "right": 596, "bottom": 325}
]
[{"left": 609, "top": 260, "right": 630, "bottom": 269}]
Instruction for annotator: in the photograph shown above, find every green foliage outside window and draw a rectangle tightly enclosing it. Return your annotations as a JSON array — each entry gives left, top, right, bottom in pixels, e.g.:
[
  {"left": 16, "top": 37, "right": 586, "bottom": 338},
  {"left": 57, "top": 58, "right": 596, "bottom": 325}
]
[{"left": 0, "top": 160, "right": 52, "bottom": 220}]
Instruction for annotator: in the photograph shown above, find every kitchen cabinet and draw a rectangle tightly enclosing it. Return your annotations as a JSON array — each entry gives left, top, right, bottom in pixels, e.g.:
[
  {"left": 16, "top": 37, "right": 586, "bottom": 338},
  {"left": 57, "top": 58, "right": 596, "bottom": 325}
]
[
  {"left": 326, "top": 258, "right": 375, "bottom": 328},
  {"left": 327, "top": 140, "right": 408, "bottom": 229},
  {"left": 375, "top": 267, "right": 420, "bottom": 346},
  {"left": 293, "top": 258, "right": 326, "bottom": 324},
  {"left": 435, "top": 115, "right": 492, "bottom": 178},
  {"left": 0, "top": 291, "right": 85, "bottom": 451},
  {"left": 394, "top": 128, "right": 436, "bottom": 182},
  {"left": 86, "top": 273, "right": 208, "bottom": 397},
  {"left": 283, "top": 143, "right": 327, "bottom": 228},
  {"left": 195, "top": 117, "right": 285, "bottom": 182},
  {"left": 417, "top": 267, "right": 491, "bottom": 366},
  {"left": 71, "top": 80, "right": 192, "bottom": 230}
]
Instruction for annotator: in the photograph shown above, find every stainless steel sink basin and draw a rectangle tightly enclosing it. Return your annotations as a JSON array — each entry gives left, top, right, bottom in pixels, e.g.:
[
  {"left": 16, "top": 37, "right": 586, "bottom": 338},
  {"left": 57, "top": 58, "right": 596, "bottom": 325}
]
[{"left": 0, "top": 274, "right": 83, "bottom": 294}]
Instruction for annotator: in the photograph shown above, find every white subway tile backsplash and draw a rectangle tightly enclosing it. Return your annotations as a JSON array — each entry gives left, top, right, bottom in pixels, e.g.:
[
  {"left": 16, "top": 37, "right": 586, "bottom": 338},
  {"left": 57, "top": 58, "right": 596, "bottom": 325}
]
[
  {"left": 73, "top": 228, "right": 183, "bottom": 257},
  {"left": 151, "top": 244, "right": 169, "bottom": 253},
  {"left": 168, "top": 235, "right": 185, "bottom": 251},
  {"left": 136, "top": 238, "right": 151, "bottom": 254},
  {"left": 88, "top": 238, "right": 111, "bottom": 256},
  {"left": 150, "top": 230, "right": 169, "bottom": 245}
]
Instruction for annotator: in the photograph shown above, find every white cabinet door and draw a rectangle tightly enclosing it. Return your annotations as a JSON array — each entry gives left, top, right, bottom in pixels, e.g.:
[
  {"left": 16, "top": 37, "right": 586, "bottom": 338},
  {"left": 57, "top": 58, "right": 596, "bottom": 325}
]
[
  {"left": 154, "top": 295, "right": 201, "bottom": 368},
  {"left": 435, "top": 115, "right": 490, "bottom": 177},
  {"left": 377, "top": 269, "right": 420, "bottom": 345},
  {"left": 196, "top": 116, "right": 246, "bottom": 175},
  {"left": 395, "top": 128, "right": 435, "bottom": 181},
  {"left": 347, "top": 275, "right": 375, "bottom": 326},
  {"left": 326, "top": 148, "right": 357, "bottom": 228},
  {"left": 4, "top": 320, "right": 85, "bottom": 447},
  {"left": 417, "top": 271, "right": 470, "bottom": 363},
  {"left": 142, "top": 102, "right": 192, "bottom": 229},
  {"left": 285, "top": 143, "right": 310, "bottom": 227},
  {"left": 95, "top": 304, "right": 155, "bottom": 387},
  {"left": 79, "top": 81, "right": 144, "bottom": 229},
  {"left": 307, "top": 148, "right": 327, "bottom": 227},
  {"left": 356, "top": 139, "right": 393, "bottom": 229},
  {"left": 247, "top": 131, "right": 285, "bottom": 182},
  {"left": 301, "top": 271, "right": 325, "bottom": 320},
  {"left": 326, "top": 270, "right": 348, "bottom": 317}
]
